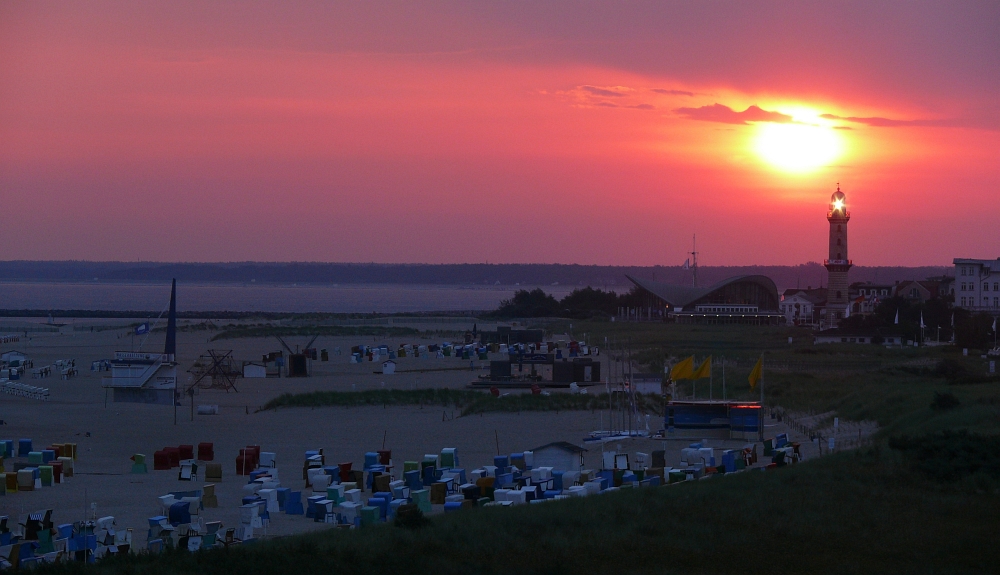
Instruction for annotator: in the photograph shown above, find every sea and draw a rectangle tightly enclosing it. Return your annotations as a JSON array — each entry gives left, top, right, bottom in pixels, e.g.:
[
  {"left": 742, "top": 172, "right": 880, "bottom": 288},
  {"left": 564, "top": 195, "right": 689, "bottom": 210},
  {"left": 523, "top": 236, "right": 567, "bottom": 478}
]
[{"left": 0, "top": 282, "right": 579, "bottom": 314}]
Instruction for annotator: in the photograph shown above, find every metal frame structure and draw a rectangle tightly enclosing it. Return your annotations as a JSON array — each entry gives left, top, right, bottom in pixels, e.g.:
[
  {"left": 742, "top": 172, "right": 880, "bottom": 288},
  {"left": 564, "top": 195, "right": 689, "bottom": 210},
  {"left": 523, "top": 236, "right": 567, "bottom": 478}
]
[{"left": 188, "top": 349, "right": 241, "bottom": 393}]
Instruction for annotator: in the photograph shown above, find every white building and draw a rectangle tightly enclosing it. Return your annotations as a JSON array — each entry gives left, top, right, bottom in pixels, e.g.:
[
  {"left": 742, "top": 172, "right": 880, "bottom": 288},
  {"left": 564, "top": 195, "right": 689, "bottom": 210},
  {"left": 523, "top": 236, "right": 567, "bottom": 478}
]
[
  {"left": 780, "top": 288, "right": 827, "bottom": 327},
  {"left": 528, "top": 441, "right": 587, "bottom": 471},
  {"left": 954, "top": 258, "right": 1000, "bottom": 313},
  {"left": 1, "top": 350, "right": 27, "bottom": 364},
  {"left": 243, "top": 363, "right": 267, "bottom": 378}
]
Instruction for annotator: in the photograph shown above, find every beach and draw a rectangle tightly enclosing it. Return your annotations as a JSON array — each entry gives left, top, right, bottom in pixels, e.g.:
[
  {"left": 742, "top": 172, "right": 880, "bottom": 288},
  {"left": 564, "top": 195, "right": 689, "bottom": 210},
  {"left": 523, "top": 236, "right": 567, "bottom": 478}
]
[{"left": 1, "top": 322, "right": 809, "bottom": 538}]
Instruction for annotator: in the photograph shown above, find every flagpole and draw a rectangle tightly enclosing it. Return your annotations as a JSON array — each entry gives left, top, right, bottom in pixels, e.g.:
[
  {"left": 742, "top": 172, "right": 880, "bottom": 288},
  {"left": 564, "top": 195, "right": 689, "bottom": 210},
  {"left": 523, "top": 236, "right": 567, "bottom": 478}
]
[
  {"left": 758, "top": 355, "right": 764, "bottom": 442},
  {"left": 759, "top": 355, "right": 764, "bottom": 406},
  {"left": 722, "top": 356, "right": 726, "bottom": 401}
]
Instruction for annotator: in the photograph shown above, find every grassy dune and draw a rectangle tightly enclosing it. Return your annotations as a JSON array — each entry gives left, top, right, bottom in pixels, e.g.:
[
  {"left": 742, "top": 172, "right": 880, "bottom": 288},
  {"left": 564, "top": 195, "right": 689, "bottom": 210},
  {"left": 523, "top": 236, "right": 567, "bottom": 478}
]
[
  {"left": 38, "top": 442, "right": 1000, "bottom": 575},
  {"left": 260, "top": 389, "right": 665, "bottom": 417}
]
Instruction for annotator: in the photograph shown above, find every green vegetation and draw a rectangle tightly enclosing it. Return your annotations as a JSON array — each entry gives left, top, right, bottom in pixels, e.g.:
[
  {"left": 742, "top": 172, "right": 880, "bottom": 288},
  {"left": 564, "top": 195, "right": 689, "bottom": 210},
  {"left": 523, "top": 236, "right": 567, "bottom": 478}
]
[
  {"left": 260, "top": 389, "right": 665, "bottom": 417},
  {"left": 889, "top": 430, "right": 1000, "bottom": 490},
  {"left": 36, "top": 447, "right": 1000, "bottom": 575},
  {"left": 839, "top": 294, "right": 997, "bottom": 349},
  {"left": 539, "top": 320, "right": 1000, "bottom": 438},
  {"left": 490, "top": 286, "right": 642, "bottom": 319}
]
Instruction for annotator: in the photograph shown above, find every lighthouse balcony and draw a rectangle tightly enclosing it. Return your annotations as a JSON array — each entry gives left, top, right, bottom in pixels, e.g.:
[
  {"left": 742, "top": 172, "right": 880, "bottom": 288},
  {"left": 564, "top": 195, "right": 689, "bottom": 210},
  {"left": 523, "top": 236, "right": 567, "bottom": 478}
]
[{"left": 824, "top": 259, "right": 852, "bottom": 266}]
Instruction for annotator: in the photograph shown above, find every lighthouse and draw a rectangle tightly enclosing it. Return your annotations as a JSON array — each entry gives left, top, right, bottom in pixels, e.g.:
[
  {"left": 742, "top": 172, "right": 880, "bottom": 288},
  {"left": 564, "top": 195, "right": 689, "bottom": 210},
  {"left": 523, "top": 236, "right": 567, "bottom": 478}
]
[{"left": 825, "top": 186, "right": 852, "bottom": 326}]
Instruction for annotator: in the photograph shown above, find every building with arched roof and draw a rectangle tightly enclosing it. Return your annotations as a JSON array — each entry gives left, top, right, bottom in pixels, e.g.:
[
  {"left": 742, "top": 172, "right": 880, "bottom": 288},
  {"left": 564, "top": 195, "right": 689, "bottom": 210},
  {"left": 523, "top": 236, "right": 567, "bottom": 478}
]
[{"left": 625, "top": 274, "right": 783, "bottom": 325}]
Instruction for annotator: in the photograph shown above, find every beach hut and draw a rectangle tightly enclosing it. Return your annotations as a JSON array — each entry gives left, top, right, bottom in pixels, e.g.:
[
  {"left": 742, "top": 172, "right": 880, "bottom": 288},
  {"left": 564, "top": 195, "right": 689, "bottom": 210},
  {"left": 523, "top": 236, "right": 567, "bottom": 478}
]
[
  {"left": 1, "top": 350, "right": 27, "bottom": 365},
  {"left": 242, "top": 364, "right": 266, "bottom": 378},
  {"left": 381, "top": 360, "right": 396, "bottom": 375},
  {"left": 527, "top": 442, "right": 587, "bottom": 471}
]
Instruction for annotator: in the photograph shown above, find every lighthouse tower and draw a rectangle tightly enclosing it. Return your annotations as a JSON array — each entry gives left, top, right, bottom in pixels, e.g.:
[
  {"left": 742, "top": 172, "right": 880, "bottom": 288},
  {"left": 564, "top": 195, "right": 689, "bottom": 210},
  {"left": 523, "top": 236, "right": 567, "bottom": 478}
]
[{"left": 825, "top": 186, "right": 852, "bottom": 327}]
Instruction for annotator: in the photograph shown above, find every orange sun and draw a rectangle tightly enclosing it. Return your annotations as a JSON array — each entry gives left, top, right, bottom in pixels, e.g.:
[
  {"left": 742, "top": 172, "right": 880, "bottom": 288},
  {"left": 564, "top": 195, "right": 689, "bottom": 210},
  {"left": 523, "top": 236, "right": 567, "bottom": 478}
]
[{"left": 753, "top": 110, "right": 844, "bottom": 173}]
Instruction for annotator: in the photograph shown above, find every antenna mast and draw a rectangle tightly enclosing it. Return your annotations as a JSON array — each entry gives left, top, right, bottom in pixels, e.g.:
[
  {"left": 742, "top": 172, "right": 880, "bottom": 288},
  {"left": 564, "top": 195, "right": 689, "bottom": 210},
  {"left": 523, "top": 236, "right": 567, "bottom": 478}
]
[{"left": 690, "top": 234, "right": 699, "bottom": 287}]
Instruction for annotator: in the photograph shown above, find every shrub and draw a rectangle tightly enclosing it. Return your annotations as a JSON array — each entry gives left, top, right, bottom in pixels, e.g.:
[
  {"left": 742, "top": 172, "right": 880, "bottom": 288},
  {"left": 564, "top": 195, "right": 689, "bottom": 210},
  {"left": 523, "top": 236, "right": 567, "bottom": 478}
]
[{"left": 930, "top": 391, "right": 961, "bottom": 411}]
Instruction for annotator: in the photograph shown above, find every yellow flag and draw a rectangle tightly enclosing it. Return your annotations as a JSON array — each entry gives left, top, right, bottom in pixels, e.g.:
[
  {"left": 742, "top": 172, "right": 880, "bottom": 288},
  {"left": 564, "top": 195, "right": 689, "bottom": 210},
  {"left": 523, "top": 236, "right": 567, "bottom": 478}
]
[
  {"left": 670, "top": 356, "right": 695, "bottom": 380},
  {"left": 691, "top": 356, "right": 712, "bottom": 379},
  {"left": 748, "top": 357, "right": 763, "bottom": 391}
]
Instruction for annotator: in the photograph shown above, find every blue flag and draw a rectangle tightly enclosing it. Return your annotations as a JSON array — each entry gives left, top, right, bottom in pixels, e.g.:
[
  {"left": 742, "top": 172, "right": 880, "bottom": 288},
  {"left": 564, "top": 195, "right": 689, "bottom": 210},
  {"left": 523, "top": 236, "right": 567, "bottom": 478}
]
[{"left": 135, "top": 322, "right": 150, "bottom": 335}]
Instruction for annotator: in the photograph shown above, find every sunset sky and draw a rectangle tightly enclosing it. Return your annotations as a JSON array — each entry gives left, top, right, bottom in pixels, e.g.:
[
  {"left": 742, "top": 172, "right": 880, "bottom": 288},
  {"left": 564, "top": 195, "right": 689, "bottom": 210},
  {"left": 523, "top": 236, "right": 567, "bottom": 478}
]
[{"left": 2, "top": 2, "right": 998, "bottom": 266}]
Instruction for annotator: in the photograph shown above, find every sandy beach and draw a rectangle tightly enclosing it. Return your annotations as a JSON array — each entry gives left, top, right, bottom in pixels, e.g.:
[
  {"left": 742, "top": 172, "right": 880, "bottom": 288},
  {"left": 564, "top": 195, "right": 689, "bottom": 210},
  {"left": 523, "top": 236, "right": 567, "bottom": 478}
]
[{"left": 1, "top": 322, "right": 811, "bottom": 539}]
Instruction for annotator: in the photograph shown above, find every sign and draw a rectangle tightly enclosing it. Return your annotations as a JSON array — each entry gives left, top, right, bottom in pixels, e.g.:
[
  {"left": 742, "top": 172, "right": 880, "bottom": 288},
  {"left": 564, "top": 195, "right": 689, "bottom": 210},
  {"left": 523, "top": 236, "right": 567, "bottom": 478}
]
[
  {"left": 834, "top": 417, "right": 839, "bottom": 429},
  {"left": 991, "top": 361, "right": 996, "bottom": 374},
  {"left": 134, "top": 322, "right": 150, "bottom": 335},
  {"left": 828, "top": 437, "right": 836, "bottom": 451}
]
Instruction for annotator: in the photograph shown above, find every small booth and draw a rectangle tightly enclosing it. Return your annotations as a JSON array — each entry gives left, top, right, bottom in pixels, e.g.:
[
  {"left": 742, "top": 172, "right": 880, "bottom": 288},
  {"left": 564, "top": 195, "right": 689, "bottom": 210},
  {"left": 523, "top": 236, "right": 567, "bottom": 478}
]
[{"left": 665, "top": 400, "right": 762, "bottom": 441}]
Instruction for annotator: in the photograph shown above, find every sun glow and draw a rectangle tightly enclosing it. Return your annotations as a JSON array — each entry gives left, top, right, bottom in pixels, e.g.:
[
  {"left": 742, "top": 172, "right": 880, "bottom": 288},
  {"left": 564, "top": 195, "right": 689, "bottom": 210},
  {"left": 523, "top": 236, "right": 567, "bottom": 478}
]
[{"left": 753, "top": 112, "right": 844, "bottom": 173}]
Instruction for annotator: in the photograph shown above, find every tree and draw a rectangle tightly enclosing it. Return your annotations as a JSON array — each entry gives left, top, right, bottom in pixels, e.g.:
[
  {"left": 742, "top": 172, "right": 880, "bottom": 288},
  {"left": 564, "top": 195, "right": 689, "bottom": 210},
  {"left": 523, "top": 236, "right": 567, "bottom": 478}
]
[
  {"left": 849, "top": 296, "right": 955, "bottom": 342},
  {"left": 491, "top": 289, "right": 560, "bottom": 318},
  {"left": 955, "top": 311, "right": 995, "bottom": 351},
  {"left": 559, "top": 287, "right": 620, "bottom": 318}
]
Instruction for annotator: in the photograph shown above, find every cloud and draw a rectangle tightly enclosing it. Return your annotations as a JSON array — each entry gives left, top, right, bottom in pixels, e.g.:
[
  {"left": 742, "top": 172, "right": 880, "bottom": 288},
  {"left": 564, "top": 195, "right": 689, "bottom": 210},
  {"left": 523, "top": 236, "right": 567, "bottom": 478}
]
[
  {"left": 820, "top": 113, "right": 974, "bottom": 129},
  {"left": 652, "top": 88, "right": 695, "bottom": 97},
  {"left": 821, "top": 113, "right": 919, "bottom": 127},
  {"left": 580, "top": 85, "right": 630, "bottom": 97},
  {"left": 588, "top": 102, "right": 653, "bottom": 110},
  {"left": 673, "top": 103, "right": 793, "bottom": 125}
]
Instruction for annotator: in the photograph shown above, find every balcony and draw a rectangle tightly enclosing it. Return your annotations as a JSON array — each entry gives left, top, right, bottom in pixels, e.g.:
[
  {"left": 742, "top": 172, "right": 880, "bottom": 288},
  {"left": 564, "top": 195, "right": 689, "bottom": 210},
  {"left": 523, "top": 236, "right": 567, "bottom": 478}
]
[{"left": 824, "top": 259, "right": 853, "bottom": 266}]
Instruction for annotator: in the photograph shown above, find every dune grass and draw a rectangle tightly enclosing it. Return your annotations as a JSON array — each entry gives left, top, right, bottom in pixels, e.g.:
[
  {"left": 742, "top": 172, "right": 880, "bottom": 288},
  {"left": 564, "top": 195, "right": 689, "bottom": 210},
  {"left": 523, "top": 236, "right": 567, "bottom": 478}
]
[
  {"left": 259, "top": 388, "right": 665, "bottom": 417},
  {"left": 37, "top": 443, "right": 1000, "bottom": 575}
]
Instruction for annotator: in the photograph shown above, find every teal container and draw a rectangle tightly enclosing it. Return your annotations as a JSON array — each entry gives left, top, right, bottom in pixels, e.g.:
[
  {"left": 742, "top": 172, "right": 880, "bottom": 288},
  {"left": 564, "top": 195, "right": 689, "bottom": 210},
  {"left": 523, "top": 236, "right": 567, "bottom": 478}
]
[
  {"left": 39, "top": 465, "right": 53, "bottom": 487},
  {"left": 360, "top": 506, "right": 380, "bottom": 526}
]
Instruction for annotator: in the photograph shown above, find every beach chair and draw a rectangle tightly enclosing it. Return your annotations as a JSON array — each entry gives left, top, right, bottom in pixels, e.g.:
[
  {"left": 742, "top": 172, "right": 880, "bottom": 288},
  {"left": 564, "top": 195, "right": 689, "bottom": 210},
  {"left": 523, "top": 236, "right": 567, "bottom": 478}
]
[
  {"left": 284, "top": 491, "right": 304, "bottom": 515},
  {"left": 205, "top": 463, "right": 222, "bottom": 482},
  {"left": 221, "top": 528, "right": 239, "bottom": 549},
  {"left": 202, "top": 484, "right": 218, "bottom": 508},
  {"left": 178, "top": 461, "right": 197, "bottom": 481}
]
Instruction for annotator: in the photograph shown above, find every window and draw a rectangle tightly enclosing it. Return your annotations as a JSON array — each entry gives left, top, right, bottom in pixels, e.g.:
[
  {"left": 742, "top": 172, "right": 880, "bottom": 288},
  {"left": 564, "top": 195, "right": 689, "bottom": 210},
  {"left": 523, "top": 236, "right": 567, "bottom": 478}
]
[
  {"left": 841, "top": 338, "right": 847, "bottom": 343},
  {"left": 836, "top": 290, "right": 842, "bottom": 299},
  {"left": 837, "top": 253, "right": 842, "bottom": 259},
  {"left": 961, "top": 297, "right": 966, "bottom": 306},
  {"left": 995, "top": 283, "right": 999, "bottom": 291},
  {"left": 859, "top": 338, "right": 866, "bottom": 343},
  {"left": 995, "top": 297, "right": 999, "bottom": 308},
  {"left": 986, "top": 283, "right": 990, "bottom": 292},
  {"left": 961, "top": 267, "right": 966, "bottom": 276},
  {"left": 837, "top": 225, "right": 842, "bottom": 231},
  {"left": 837, "top": 238, "right": 842, "bottom": 246}
]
